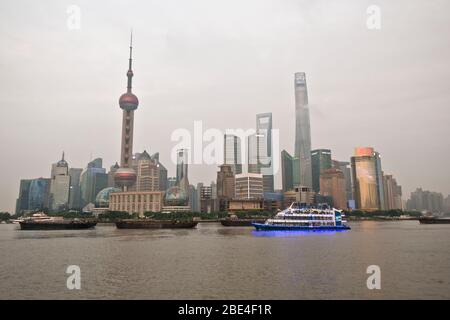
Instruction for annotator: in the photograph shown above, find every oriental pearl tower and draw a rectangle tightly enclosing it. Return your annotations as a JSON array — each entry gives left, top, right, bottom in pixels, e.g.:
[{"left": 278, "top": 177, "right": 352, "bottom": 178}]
[{"left": 114, "top": 33, "right": 139, "bottom": 191}]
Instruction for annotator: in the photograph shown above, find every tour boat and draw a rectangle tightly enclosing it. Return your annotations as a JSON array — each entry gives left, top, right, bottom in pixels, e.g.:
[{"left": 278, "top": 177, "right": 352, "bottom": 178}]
[{"left": 252, "top": 202, "right": 351, "bottom": 231}]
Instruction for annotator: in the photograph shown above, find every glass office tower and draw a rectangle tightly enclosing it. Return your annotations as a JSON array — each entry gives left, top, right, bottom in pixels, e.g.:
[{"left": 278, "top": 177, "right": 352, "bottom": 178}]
[{"left": 294, "top": 72, "right": 312, "bottom": 188}]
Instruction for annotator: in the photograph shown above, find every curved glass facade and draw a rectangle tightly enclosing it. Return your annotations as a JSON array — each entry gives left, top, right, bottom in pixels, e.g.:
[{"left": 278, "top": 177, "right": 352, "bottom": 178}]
[
  {"left": 95, "top": 187, "right": 121, "bottom": 208},
  {"left": 164, "top": 186, "right": 188, "bottom": 206}
]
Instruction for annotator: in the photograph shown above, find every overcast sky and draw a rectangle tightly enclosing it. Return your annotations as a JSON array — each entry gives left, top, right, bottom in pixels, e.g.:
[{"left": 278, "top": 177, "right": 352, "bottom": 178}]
[{"left": 1, "top": 0, "right": 449, "bottom": 212}]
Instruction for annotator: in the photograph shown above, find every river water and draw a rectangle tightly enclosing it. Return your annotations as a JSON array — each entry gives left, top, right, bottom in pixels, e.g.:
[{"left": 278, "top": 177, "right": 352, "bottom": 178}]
[{"left": 0, "top": 221, "right": 449, "bottom": 299}]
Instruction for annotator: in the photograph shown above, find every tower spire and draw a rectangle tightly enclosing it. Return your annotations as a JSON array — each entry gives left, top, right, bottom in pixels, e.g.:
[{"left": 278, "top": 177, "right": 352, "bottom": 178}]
[
  {"left": 62, "top": 151, "right": 65, "bottom": 161},
  {"left": 127, "top": 30, "right": 133, "bottom": 92}
]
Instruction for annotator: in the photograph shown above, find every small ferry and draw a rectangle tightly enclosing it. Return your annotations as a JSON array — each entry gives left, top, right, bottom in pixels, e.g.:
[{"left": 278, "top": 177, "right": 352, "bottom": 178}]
[{"left": 252, "top": 202, "right": 351, "bottom": 231}]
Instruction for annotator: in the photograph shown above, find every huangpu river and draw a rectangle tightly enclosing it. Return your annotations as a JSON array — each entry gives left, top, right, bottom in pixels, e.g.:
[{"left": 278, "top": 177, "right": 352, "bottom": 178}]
[{"left": 0, "top": 221, "right": 449, "bottom": 299}]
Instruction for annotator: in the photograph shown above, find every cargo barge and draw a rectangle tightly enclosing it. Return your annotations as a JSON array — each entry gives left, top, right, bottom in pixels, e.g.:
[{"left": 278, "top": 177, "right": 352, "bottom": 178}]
[
  {"left": 419, "top": 217, "right": 450, "bottom": 224},
  {"left": 220, "top": 217, "right": 267, "bottom": 227},
  {"left": 116, "top": 219, "right": 198, "bottom": 229},
  {"left": 19, "top": 213, "right": 96, "bottom": 230}
]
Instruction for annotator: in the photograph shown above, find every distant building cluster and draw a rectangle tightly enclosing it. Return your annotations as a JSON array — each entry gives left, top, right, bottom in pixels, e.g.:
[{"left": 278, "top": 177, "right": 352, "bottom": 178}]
[
  {"left": 13, "top": 43, "right": 448, "bottom": 216},
  {"left": 406, "top": 188, "right": 448, "bottom": 214}
]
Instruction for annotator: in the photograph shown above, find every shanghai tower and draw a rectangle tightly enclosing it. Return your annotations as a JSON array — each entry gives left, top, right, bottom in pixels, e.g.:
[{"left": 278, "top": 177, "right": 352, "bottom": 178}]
[
  {"left": 294, "top": 72, "right": 312, "bottom": 188},
  {"left": 114, "top": 33, "right": 139, "bottom": 191}
]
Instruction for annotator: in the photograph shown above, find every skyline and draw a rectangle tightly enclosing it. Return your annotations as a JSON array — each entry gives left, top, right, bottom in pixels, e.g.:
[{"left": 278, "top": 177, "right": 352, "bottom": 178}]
[{"left": 1, "top": 0, "right": 450, "bottom": 212}]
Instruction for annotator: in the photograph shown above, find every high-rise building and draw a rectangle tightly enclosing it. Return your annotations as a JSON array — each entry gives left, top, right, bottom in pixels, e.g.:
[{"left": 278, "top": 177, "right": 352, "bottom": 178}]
[
  {"left": 283, "top": 186, "right": 315, "bottom": 208},
  {"left": 256, "top": 113, "right": 274, "bottom": 193},
  {"left": 382, "top": 174, "right": 402, "bottom": 210},
  {"left": 211, "top": 181, "right": 217, "bottom": 199},
  {"left": 217, "top": 164, "right": 235, "bottom": 199},
  {"left": 16, "top": 178, "right": 51, "bottom": 215},
  {"left": 107, "top": 163, "right": 119, "bottom": 188},
  {"left": 351, "top": 147, "right": 384, "bottom": 211},
  {"left": 406, "top": 188, "right": 444, "bottom": 213},
  {"left": 311, "top": 149, "right": 332, "bottom": 193},
  {"left": 319, "top": 168, "right": 347, "bottom": 209},
  {"left": 200, "top": 184, "right": 217, "bottom": 213},
  {"left": 235, "top": 173, "right": 263, "bottom": 200},
  {"left": 224, "top": 134, "right": 242, "bottom": 175},
  {"left": 167, "top": 177, "right": 177, "bottom": 189},
  {"left": 68, "top": 168, "right": 82, "bottom": 210},
  {"left": 196, "top": 182, "right": 203, "bottom": 213},
  {"left": 49, "top": 153, "right": 71, "bottom": 211},
  {"left": 281, "top": 150, "right": 294, "bottom": 192},
  {"left": 176, "top": 148, "right": 189, "bottom": 191},
  {"left": 28, "top": 178, "right": 51, "bottom": 212},
  {"left": 247, "top": 134, "right": 259, "bottom": 174},
  {"left": 248, "top": 114, "right": 274, "bottom": 193},
  {"left": 80, "top": 158, "right": 108, "bottom": 206},
  {"left": 294, "top": 72, "right": 312, "bottom": 188},
  {"left": 200, "top": 186, "right": 212, "bottom": 200},
  {"left": 15, "top": 179, "right": 32, "bottom": 215},
  {"left": 188, "top": 185, "right": 199, "bottom": 212},
  {"left": 332, "top": 160, "right": 353, "bottom": 203},
  {"left": 444, "top": 195, "right": 450, "bottom": 213},
  {"left": 150, "top": 152, "right": 168, "bottom": 192},
  {"left": 216, "top": 164, "right": 235, "bottom": 211},
  {"left": 135, "top": 150, "right": 159, "bottom": 192},
  {"left": 374, "top": 151, "right": 385, "bottom": 210},
  {"left": 281, "top": 150, "right": 300, "bottom": 192},
  {"left": 114, "top": 34, "right": 139, "bottom": 191}
]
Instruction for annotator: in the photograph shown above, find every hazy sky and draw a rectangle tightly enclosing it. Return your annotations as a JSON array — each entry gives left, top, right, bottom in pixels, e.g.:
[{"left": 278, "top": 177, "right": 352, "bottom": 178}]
[{"left": 1, "top": 0, "right": 449, "bottom": 212}]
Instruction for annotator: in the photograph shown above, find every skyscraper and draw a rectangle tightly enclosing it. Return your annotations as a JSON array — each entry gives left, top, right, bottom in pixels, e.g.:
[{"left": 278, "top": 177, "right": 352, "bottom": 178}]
[
  {"left": 383, "top": 174, "right": 402, "bottom": 210},
  {"left": 175, "top": 148, "right": 189, "bottom": 193},
  {"left": 319, "top": 168, "right": 347, "bottom": 209},
  {"left": 351, "top": 147, "right": 384, "bottom": 211},
  {"left": 247, "top": 133, "right": 259, "bottom": 174},
  {"left": 68, "top": 168, "right": 83, "bottom": 210},
  {"left": 49, "top": 152, "right": 71, "bottom": 211},
  {"left": 224, "top": 134, "right": 242, "bottom": 174},
  {"left": 189, "top": 184, "right": 199, "bottom": 212},
  {"left": 281, "top": 150, "right": 300, "bottom": 192},
  {"left": 107, "top": 163, "right": 119, "bottom": 188},
  {"left": 167, "top": 177, "right": 177, "bottom": 189},
  {"left": 16, "top": 178, "right": 51, "bottom": 214},
  {"left": 294, "top": 72, "right": 312, "bottom": 188},
  {"left": 374, "top": 151, "right": 385, "bottom": 210},
  {"left": 114, "top": 34, "right": 139, "bottom": 191},
  {"left": 407, "top": 188, "right": 444, "bottom": 213},
  {"left": 281, "top": 150, "right": 294, "bottom": 192},
  {"left": 200, "top": 184, "right": 216, "bottom": 213},
  {"left": 150, "top": 152, "right": 168, "bottom": 192},
  {"left": 256, "top": 113, "right": 274, "bottom": 193},
  {"left": 15, "top": 179, "right": 32, "bottom": 215},
  {"left": 28, "top": 178, "right": 50, "bottom": 211},
  {"left": 247, "top": 113, "right": 274, "bottom": 193},
  {"left": 332, "top": 160, "right": 353, "bottom": 203},
  {"left": 196, "top": 182, "right": 203, "bottom": 213},
  {"left": 135, "top": 150, "right": 159, "bottom": 192},
  {"left": 217, "top": 164, "right": 235, "bottom": 199},
  {"left": 235, "top": 173, "right": 264, "bottom": 200},
  {"left": 80, "top": 158, "right": 107, "bottom": 206},
  {"left": 311, "top": 149, "right": 332, "bottom": 193}
]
